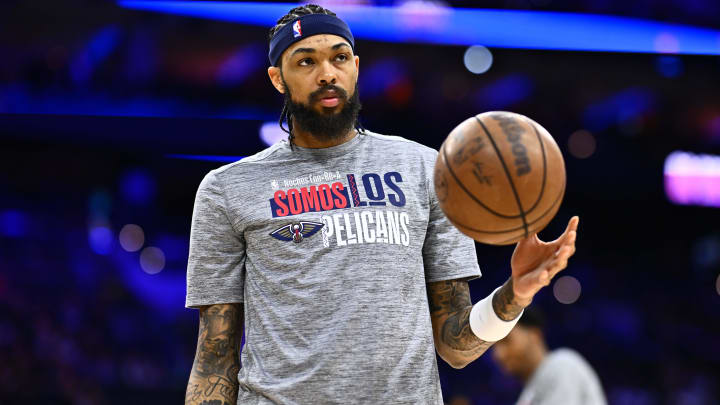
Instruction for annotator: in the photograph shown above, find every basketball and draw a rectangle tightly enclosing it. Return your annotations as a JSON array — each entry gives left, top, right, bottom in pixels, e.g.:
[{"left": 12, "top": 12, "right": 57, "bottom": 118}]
[{"left": 433, "top": 111, "right": 566, "bottom": 245}]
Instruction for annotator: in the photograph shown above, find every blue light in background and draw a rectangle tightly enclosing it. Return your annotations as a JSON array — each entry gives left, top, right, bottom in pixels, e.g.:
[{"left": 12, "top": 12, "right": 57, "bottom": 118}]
[
  {"left": 475, "top": 74, "right": 533, "bottom": 110},
  {"left": 359, "top": 59, "right": 408, "bottom": 99},
  {"left": 155, "top": 234, "right": 189, "bottom": 263},
  {"left": 216, "top": 44, "right": 265, "bottom": 86},
  {"left": 655, "top": 56, "right": 684, "bottom": 78},
  {"left": 117, "top": 1, "right": 720, "bottom": 55},
  {"left": 0, "top": 210, "right": 29, "bottom": 238},
  {"left": 120, "top": 169, "right": 156, "bottom": 206},
  {"left": 126, "top": 28, "right": 158, "bottom": 83},
  {"left": 165, "top": 154, "right": 245, "bottom": 162},
  {"left": 88, "top": 225, "right": 114, "bottom": 255},
  {"left": 583, "top": 88, "right": 655, "bottom": 132},
  {"left": 259, "top": 121, "right": 287, "bottom": 146},
  {"left": 463, "top": 45, "right": 493, "bottom": 74},
  {"left": 0, "top": 84, "right": 278, "bottom": 119},
  {"left": 113, "top": 246, "right": 186, "bottom": 317},
  {"left": 71, "top": 25, "right": 123, "bottom": 85}
]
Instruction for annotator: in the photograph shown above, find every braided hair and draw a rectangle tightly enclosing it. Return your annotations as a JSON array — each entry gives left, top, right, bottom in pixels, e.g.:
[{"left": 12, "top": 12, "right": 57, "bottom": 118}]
[{"left": 268, "top": 4, "right": 364, "bottom": 147}]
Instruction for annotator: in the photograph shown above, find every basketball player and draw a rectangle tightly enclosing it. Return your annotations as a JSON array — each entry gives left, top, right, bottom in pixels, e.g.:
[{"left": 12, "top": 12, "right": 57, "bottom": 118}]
[
  {"left": 492, "top": 308, "right": 606, "bottom": 405},
  {"left": 184, "top": 5, "right": 579, "bottom": 405}
]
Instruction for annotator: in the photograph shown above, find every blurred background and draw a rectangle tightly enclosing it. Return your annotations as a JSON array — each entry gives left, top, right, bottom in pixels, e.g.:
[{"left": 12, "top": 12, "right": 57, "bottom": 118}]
[{"left": 1, "top": 0, "right": 719, "bottom": 404}]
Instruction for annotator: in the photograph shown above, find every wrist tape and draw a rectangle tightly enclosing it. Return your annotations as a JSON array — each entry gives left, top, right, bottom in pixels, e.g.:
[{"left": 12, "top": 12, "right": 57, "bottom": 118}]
[{"left": 468, "top": 286, "right": 523, "bottom": 342}]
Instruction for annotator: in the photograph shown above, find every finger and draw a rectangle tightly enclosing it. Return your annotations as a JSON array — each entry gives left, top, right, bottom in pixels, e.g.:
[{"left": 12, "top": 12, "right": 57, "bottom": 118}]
[
  {"left": 552, "top": 216, "right": 580, "bottom": 244},
  {"left": 569, "top": 216, "right": 579, "bottom": 231},
  {"left": 547, "top": 259, "right": 568, "bottom": 279},
  {"left": 527, "top": 267, "right": 552, "bottom": 288},
  {"left": 551, "top": 232, "right": 576, "bottom": 259},
  {"left": 548, "top": 246, "right": 574, "bottom": 277},
  {"left": 553, "top": 238, "right": 575, "bottom": 258}
]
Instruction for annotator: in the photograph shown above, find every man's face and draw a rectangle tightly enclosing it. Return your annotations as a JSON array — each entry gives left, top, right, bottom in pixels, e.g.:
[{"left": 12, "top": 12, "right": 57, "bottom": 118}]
[
  {"left": 277, "top": 33, "right": 359, "bottom": 113},
  {"left": 492, "top": 326, "right": 536, "bottom": 378},
  {"left": 268, "top": 33, "right": 361, "bottom": 141}
]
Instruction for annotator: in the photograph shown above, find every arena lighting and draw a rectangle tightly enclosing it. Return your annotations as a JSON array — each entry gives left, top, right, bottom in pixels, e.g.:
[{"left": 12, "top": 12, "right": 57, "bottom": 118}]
[
  {"left": 165, "top": 154, "right": 245, "bottom": 162},
  {"left": 71, "top": 25, "right": 122, "bottom": 84},
  {"left": 664, "top": 151, "right": 720, "bottom": 208},
  {"left": 553, "top": 275, "right": 582, "bottom": 304},
  {"left": 582, "top": 88, "right": 654, "bottom": 132},
  {"left": 117, "top": 1, "right": 720, "bottom": 54}
]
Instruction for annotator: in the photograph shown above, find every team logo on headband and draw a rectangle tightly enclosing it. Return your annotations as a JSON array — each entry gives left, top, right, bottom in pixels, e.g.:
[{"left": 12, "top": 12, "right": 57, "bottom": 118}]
[
  {"left": 293, "top": 20, "right": 302, "bottom": 38},
  {"left": 270, "top": 221, "right": 323, "bottom": 243}
]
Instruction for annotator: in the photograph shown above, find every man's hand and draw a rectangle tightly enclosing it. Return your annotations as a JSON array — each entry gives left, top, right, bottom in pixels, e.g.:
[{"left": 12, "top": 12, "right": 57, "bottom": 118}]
[{"left": 510, "top": 216, "right": 579, "bottom": 307}]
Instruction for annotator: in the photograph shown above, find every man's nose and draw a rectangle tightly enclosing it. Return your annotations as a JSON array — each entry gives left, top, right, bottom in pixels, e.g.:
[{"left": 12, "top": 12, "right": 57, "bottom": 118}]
[{"left": 317, "top": 62, "right": 338, "bottom": 86}]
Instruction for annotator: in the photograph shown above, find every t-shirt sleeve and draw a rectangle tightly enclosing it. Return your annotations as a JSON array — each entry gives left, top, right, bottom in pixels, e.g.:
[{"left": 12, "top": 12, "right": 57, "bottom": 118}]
[
  {"left": 185, "top": 170, "right": 246, "bottom": 308},
  {"left": 422, "top": 161, "right": 481, "bottom": 283}
]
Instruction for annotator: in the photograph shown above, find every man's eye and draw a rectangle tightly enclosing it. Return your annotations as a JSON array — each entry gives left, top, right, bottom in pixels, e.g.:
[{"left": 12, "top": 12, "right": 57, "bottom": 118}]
[
  {"left": 335, "top": 54, "right": 348, "bottom": 62},
  {"left": 298, "top": 58, "right": 314, "bottom": 66}
]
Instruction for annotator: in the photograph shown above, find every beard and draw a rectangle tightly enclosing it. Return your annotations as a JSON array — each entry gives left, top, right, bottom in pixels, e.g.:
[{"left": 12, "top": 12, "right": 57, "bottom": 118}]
[{"left": 283, "top": 80, "right": 362, "bottom": 142}]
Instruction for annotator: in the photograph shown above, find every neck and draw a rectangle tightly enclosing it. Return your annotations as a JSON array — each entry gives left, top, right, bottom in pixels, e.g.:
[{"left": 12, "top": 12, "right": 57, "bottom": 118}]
[
  {"left": 290, "top": 118, "right": 357, "bottom": 148},
  {"left": 519, "top": 343, "right": 548, "bottom": 383}
]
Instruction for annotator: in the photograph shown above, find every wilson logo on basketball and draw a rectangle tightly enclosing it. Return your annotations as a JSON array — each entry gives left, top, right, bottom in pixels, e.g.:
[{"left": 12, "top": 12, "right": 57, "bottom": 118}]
[{"left": 495, "top": 114, "right": 531, "bottom": 176}]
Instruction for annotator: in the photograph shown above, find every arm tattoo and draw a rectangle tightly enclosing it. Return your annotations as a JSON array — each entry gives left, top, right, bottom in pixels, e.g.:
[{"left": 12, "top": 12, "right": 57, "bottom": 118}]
[
  {"left": 492, "top": 278, "right": 525, "bottom": 321},
  {"left": 427, "top": 280, "right": 493, "bottom": 365},
  {"left": 186, "top": 304, "right": 243, "bottom": 405}
]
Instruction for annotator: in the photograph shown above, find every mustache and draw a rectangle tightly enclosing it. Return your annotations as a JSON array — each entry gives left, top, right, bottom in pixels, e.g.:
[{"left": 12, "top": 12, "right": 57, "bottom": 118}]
[{"left": 309, "top": 84, "right": 348, "bottom": 103}]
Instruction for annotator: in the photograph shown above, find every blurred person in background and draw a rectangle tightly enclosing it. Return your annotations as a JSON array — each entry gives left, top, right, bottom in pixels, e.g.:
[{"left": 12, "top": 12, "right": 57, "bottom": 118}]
[
  {"left": 492, "top": 307, "right": 607, "bottom": 405},
  {"left": 184, "top": 4, "right": 578, "bottom": 405}
]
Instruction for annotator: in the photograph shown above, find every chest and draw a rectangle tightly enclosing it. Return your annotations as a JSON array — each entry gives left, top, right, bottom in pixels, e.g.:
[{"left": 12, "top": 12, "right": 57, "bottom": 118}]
[{"left": 225, "top": 166, "right": 431, "bottom": 254}]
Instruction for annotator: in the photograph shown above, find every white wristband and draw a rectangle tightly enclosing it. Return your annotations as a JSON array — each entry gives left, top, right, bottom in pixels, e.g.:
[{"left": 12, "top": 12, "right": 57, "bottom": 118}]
[{"left": 469, "top": 286, "right": 523, "bottom": 342}]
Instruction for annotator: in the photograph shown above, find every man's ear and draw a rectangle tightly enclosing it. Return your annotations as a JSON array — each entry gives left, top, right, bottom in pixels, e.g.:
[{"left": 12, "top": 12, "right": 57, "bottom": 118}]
[
  {"left": 354, "top": 55, "right": 360, "bottom": 80},
  {"left": 268, "top": 66, "right": 285, "bottom": 94}
]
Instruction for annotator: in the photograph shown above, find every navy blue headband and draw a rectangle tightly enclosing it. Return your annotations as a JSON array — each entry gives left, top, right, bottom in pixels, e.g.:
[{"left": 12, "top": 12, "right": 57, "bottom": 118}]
[{"left": 268, "top": 14, "right": 355, "bottom": 67}]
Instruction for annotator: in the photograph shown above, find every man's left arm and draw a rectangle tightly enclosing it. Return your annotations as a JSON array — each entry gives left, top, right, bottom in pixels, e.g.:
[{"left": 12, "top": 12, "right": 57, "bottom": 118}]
[
  {"left": 428, "top": 216, "right": 579, "bottom": 369},
  {"left": 427, "top": 277, "right": 523, "bottom": 369}
]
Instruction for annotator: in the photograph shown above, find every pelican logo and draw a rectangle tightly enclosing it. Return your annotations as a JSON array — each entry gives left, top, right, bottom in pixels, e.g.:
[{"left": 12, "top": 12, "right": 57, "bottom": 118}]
[{"left": 270, "top": 221, "right": 324, "bottom": 243}]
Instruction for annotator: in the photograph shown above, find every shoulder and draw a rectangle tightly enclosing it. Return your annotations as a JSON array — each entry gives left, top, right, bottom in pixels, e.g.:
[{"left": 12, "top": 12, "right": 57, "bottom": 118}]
[
  {"left": 361, "top": 130, "right": 439, "bottom": 163},
  {"left": 546, "top": 348, "right": 590, "bottom": 367},
  {"left": 201, "top": 141, "right": 289, "bottom": 186},
  {"left": 540, "top": 348, "right": 598, "bottom": 381},
  {"left": 364, "top": 130, "right": 437, "bottom": 159}
]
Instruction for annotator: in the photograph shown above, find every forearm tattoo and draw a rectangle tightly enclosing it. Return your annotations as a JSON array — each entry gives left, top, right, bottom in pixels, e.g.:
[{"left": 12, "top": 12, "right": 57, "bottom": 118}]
[
  {"left": 491, "top": 278, "right": 525, "bottom": 321},
  {"left": 427, "top": 280, "right": 492, "bottom": 360},
  {"left": 186, "top": 304, "right": 242, "bottom": 405}
]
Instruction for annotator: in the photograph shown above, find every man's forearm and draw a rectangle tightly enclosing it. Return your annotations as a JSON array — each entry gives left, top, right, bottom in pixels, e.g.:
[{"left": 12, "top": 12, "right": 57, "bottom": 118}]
[
  {"left": 186, "top": 304, "right": 242, "bottom": 405},
  {"left": 432, "top": 278, "right": 525, "bottom": 368},
  {"left": 491, "top": 277, "right": 526, "bottom": 321}
]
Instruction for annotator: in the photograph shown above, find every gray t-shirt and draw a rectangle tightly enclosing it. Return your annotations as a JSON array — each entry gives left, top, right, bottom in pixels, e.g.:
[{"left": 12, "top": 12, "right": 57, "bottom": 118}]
[
  {"left": 186, "top": 131, "right": 481, "bottom": 405},
  {"left": 516, "top": 348, "right": 607, "bottom": 405}
]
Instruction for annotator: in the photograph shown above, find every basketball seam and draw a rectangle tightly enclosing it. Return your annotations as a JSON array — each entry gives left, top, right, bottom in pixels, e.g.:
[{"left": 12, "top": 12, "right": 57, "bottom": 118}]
[
  {"left": 491, "top": 182, "right": 566, "bottom": 244},
  {"left": 445, "top": 181, "right": 565, "bottom": 235},
  {"left": 521, "top": 119, "right": 548, "bottom": 215},
  {"left": 441, "top": 141, "right": 521, "bottom": 219},
  {"left": 476, "top": 116, "right": 529, "bottom": 237}
]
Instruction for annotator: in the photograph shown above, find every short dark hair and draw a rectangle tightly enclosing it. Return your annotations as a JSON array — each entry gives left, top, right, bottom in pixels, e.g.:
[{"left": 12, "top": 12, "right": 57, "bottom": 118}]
[
  {"left": 268, "top": 4, "right": 337, "bottom": 44},
  {"left": 517, "top": 306, "right": 546, "bottom": 331}
]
